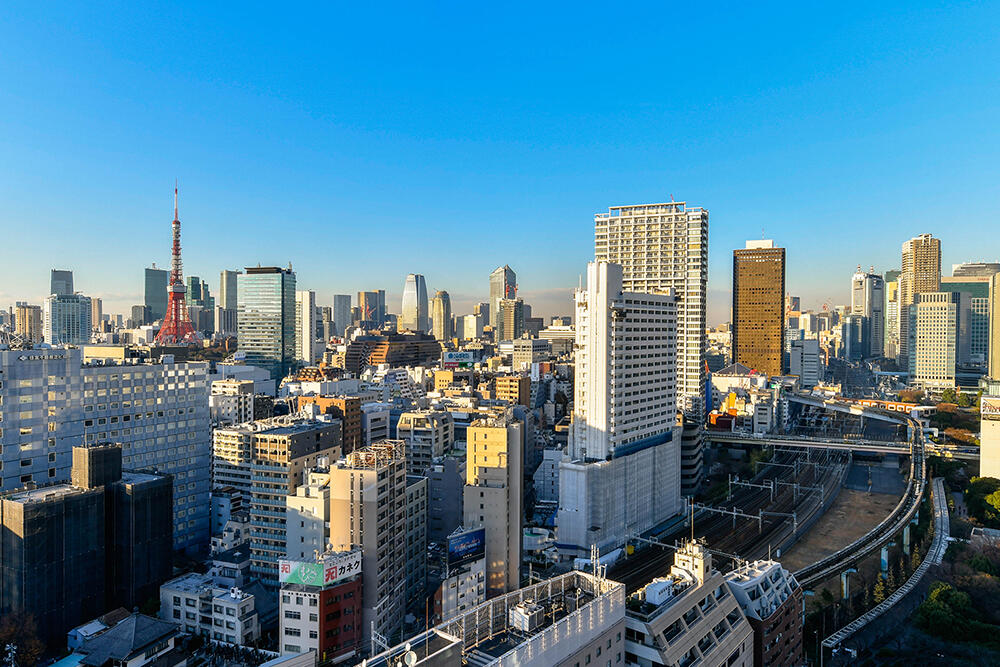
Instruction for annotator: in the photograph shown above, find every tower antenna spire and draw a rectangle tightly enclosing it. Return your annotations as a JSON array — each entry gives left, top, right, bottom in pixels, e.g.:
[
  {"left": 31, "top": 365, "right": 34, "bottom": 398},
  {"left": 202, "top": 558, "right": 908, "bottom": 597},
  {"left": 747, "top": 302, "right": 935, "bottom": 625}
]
[{"left": 155, "top": 182, "right": 199, "bottom": 345}]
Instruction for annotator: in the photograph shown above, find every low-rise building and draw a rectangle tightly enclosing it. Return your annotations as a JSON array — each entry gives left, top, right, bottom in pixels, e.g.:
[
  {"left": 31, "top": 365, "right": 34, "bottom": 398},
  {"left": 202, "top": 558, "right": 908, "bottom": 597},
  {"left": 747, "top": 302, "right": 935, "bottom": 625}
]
[
  {"left": 62, "top": 613, "right": 184, "bottom": 667},
  {"left": 160, "top": 572, "right": 259, "bottom": 644},
  {"left": 278, "top": 550, "right": 363, "bottom": 663},
  {"left": 434, "top": 526, "right": 486, "bottom": 622}
]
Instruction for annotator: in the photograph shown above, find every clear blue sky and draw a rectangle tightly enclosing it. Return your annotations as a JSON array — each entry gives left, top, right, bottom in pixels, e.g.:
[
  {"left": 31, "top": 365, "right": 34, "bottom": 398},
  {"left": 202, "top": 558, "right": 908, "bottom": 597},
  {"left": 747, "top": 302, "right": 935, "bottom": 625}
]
[{"left": 2, "top": 2, "right": 998, "bottom": 324}]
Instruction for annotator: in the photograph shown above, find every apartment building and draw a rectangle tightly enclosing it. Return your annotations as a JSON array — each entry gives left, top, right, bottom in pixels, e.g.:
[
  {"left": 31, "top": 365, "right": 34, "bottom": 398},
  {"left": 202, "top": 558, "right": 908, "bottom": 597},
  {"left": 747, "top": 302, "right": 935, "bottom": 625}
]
[
  {"left": 327, "top": 441, "right": 408, "bottom": 645},
  {"left": 463, "top": 409, "right": 522, "bottom": 596},
  {"left": 160, "top": 572, "right": 259, "bottom": 644}
]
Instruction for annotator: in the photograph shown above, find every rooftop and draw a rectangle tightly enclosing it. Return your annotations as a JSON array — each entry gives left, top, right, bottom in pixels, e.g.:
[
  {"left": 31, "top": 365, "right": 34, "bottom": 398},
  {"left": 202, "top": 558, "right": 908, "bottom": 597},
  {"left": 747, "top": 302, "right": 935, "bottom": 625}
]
[
  {"left": 4, "top": 483, "right": 93, "bottom": 504},
  {"left": 77, "top": 613, "right": 179, "bottom": 667},
  {"left": 161, "top": 572, "right": 253, "bottom": 604},
  {"left": 434, "top": 570, "right": 622, "bottom": 665}
]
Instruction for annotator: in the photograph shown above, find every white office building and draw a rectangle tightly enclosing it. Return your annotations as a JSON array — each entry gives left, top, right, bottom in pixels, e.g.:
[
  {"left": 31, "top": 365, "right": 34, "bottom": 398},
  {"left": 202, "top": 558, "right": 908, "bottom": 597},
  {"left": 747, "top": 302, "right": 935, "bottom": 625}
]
[
  {"left": 0, "top": 347, "right": 211, "bottom": 553},
  {"left": 788, "top": 339, "right": 822, "bottom": 388},
  {"left": 294, "top": 290, "right": 319, "bottom": 366},
  {"left": 908, "top": 291, "right": 970, "bottom": 389},
  {"left": 557, "top": 262, "right": 682, "bottom": 558},
  {"left": 43, "top": 293, "right": 92, "bottom": 345}
]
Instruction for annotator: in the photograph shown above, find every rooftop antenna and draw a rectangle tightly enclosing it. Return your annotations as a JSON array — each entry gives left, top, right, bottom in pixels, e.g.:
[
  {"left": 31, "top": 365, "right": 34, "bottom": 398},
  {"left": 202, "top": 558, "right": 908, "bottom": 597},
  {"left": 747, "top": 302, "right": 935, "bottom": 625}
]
[{"left": 173, "top": 179, "right": 178, "bottom": 221}]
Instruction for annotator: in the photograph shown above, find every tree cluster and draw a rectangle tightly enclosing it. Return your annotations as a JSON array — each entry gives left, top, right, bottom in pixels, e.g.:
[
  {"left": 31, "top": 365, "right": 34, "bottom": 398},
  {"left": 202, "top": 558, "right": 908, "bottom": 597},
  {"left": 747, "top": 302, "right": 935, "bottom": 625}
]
[
  {"left": 965, "top": 477, "right": 1000, "bottom": 528},
  {"left": 915, "top": 581, "right": 1000, "bottom": 650}
]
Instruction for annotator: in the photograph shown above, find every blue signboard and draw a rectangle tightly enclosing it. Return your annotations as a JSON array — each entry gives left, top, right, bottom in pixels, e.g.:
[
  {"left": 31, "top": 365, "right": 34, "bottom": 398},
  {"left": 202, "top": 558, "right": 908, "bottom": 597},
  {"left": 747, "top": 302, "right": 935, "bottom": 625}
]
[{"left": 448, "top": 527, "right": 486, "bottom": 568}]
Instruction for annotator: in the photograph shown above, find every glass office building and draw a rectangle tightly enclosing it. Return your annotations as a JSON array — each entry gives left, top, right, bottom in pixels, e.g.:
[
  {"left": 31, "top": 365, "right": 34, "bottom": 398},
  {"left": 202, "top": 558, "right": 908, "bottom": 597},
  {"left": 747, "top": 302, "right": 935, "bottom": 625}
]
[{"left": 237, "top": 267, "right": 297, "bottom": 381}]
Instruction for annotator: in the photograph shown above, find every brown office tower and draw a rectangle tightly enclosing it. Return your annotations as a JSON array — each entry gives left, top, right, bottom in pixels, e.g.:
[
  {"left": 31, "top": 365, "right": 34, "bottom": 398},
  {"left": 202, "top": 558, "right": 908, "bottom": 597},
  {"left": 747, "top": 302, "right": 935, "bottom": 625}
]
[{"left": 733, "top": 240, "right": 785, "bottom": 376}]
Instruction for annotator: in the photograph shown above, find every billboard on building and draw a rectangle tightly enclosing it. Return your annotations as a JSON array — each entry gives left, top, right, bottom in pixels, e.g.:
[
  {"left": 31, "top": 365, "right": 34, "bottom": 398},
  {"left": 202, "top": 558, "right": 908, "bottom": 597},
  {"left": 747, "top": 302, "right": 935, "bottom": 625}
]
[
  {"left": 448, "top": 527, "right": 486, "bottom": 568},
  {"left": 279, "top": 560, "right": 324, "bottom": 586},
  {"left": 443, "top": 351, "right": 474, "bottom": 369},
  {"left": 982, "top": 396, "right": 1000, "bottom": 421},
  {"left": 323, "top": 550, "right": 362, "bottom": 585},
  {"left": 279, "top": 551, "right": 362, "bottom": 588}
]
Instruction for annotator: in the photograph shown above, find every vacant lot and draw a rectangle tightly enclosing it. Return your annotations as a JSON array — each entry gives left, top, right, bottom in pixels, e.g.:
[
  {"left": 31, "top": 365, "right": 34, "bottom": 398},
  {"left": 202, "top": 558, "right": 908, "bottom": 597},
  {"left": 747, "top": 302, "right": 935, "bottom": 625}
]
[{"left": 780, "top": 488, "right": 900, "bottom": 573}]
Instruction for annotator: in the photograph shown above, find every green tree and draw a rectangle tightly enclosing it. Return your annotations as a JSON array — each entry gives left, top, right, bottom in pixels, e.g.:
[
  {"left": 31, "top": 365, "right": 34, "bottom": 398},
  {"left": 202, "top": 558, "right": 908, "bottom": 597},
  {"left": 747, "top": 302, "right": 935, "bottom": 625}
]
[
  {"left": 967, "top": 477, "right": 1000, "bottom": 527},
  {"left": 957, "top": 392, "right": 972, "bottom": 408},
  {"left": 941, "top": 388, "right": 958, "bottom": 404}
]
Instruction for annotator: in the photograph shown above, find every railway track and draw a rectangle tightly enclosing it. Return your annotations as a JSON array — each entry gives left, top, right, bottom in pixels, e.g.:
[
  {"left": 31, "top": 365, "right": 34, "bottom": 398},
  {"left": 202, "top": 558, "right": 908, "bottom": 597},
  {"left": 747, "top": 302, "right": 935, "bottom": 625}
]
[
  {"left": 609, "top": 448, "right": 848, "bottom": 591},
  {"left": 793, "top": 415, "right": 926, "bottom": 589}
]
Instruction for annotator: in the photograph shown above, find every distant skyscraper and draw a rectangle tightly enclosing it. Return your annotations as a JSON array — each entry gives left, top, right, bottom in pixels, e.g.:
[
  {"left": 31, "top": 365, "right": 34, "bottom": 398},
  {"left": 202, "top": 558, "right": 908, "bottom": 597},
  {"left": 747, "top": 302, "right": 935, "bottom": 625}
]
[
  {"left": 14, "top": 302, "right": 43, "bottom": 344},
  {"left": 90, "top": 298, "right": 102, "bottom": 332},
  {"left": 43, "top": 293, "right": 92, "bottom": 345},
  {"left": 941, "top": 274, "right": 995, "bottom": 368},
  {"left": 219, "top": 269, "right": 241, "bottom": 310},
  {"left": 50, "top": 269, "right": 74, "bottom": 296},
  {"left": 496, "top": 298, "right": 524, "bottom": 342},
  {"left": 400, "top": 274, "right": 429, "bottom": 332},
  {"left": 841, "top": 314, "right": 869, "bottom": 362},
  {"left": 237, "top": 267, "right": 297, "bottom": 381},
  {"left": 909, "top": 291, "right": 970, "bottom": 388},
  {"left": 332, "top": 294, "right": 352, "bottom": 336},
  {"left": 990, "top": 273, "right": 1000, "bottom": 379},
  {"left": 186, "top": 276, "right": 215, "bottom": 333},
  {"left": 732, "top": 240, "right": 785, "bottom": 376},
  {"left": 144, "top": 265, "right": 169, "bottom": 324},
  {"left": 431, "top": 290, "right": 452, "bottom": 341},
  {"left": 898, "top": 233, "right": 941, "bottom": 366},
  {"left": 558, "top": 261, "right": 681, "bottom": 558},
  {"left": 952, "top": 262, "right": 1000, "bottom": 277},
  {"left": 851, "top": 267, "right": 885, "bottom": 357},
  {"left": 885, "top": 278, "right": 901, "bottom": 359},
  {"left": 357, "top": 290, "right": 386, "bottom": 328},
  {"left": 489, "top": 266, "right": 516, "bottom": 329},
  {"left": 294, "top": 290, "right": 318, "bottom": 365}
]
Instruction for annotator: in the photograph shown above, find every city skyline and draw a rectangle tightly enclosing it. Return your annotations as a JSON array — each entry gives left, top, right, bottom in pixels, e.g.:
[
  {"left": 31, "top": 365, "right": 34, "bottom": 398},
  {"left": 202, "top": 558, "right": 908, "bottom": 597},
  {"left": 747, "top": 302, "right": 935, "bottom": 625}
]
[
  {"left": 7, "top": 215, "right": 995, "bottom": 328},
  {"left": 2, "top": 4, "right": 1000, "bottom": 323}
]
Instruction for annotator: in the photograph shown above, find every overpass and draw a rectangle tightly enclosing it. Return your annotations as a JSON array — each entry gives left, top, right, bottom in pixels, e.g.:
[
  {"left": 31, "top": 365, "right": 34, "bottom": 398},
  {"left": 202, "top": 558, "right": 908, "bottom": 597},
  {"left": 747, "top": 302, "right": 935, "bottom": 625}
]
[
  {"left": 706, "top": 432, "right": 910, "bottom": 455},
  {"left": 785, "top": 392, "right": 916, "bottom": 426},
  {"left": 706, "top": 431, "right": 979, "bottom": 460}
]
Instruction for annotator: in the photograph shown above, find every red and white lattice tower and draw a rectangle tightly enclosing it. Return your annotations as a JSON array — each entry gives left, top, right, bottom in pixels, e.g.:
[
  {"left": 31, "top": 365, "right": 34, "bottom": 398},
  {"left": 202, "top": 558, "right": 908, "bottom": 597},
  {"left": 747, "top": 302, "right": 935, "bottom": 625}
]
[{"left": 154, "top": 185, "right": 199, "bottom": 345}]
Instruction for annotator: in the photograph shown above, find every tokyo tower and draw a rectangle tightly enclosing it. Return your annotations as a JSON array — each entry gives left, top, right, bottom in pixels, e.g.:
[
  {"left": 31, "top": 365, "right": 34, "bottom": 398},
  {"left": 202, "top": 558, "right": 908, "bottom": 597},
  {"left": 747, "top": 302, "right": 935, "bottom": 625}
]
[{"left": 154, "top": 185, "right": 199, "bottom": 345}]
